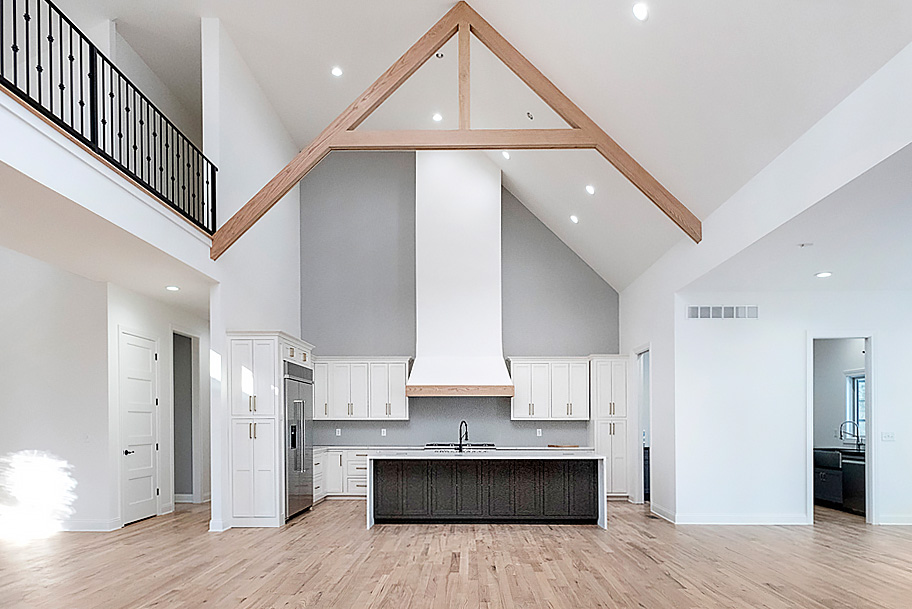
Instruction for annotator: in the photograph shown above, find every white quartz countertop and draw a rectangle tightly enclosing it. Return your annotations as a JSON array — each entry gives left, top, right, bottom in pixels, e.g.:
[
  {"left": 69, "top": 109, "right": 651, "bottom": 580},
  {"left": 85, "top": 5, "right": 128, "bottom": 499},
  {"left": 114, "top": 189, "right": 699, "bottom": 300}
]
[
  {"left": 315, "top": 445, "right": 595, "bottom": 451},
  {"left": 365, "top": 449, "right": 604, "bottom": 460}
]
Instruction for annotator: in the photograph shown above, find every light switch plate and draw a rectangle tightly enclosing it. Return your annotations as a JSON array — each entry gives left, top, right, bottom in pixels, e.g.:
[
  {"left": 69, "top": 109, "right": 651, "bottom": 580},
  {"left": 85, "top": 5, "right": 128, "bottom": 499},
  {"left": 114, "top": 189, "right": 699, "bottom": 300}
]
[
  {"left": 536, "top": 429, "right": 542, "bottom": 437},
  {"left": 335, "top": 428, "right": 341, "bottom": 437},
  {"left": 381, "top": 428, "right": 387, "bottom": 437},
  {"left": 882, "top": 431, "right": 895, "bottom": 442}
]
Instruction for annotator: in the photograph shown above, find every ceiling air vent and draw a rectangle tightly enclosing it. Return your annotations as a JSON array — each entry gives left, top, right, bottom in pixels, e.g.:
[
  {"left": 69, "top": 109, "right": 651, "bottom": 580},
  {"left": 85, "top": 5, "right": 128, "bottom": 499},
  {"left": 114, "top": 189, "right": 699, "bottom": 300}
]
[{"left": 687, "top": 305, "right": 758, "bottom": 320}]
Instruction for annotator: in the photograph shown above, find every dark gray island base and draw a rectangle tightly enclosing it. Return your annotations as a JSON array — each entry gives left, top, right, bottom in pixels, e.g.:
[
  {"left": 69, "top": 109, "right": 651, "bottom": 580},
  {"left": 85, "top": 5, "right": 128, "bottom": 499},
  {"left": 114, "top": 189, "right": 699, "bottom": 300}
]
[{"left": 366, "top": 452, "right": 607, "bottom": 528}]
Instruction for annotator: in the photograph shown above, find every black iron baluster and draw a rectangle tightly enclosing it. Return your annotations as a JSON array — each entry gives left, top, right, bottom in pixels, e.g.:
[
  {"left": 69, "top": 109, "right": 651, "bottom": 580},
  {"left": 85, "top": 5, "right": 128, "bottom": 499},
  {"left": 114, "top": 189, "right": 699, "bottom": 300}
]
[
  {"left": 45, "top": 0, "right": 51, "bottom": 115},
  {"left": 88, "top": 42, "right": 96, "bottom": 146},
  {"left": 36, "top": 0, "right": 42, "bottom": 104},
  {"left": 57, "top": 12, "right": 63, "bottom": 118},
  {"left": 11, "top": 0, "right": 18, "bottom": 86},
  {"left": 24, "top": 0, "right": 30, "bottom": 94},
  {"left": 210, "top": 167, "right": 217, "bottom": 232},
  {"left": 67, "top": 23, "right": 73, "bottom": 124}
]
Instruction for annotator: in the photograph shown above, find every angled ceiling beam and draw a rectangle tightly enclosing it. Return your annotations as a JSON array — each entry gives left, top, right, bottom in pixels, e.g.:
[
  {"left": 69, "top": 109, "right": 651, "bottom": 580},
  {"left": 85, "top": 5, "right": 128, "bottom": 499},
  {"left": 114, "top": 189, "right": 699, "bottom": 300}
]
[
  {"left": 462, "top": 4, "right": 702, "bottom": 244},
  {"left": 211, "top": 1, "right": 701, "bottom": 260}
]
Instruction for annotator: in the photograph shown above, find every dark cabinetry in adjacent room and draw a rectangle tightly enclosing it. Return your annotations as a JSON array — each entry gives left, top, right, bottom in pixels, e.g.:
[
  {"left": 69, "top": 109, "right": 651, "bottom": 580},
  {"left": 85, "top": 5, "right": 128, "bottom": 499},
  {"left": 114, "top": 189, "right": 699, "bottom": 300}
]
[{"left": 373, "top": 459, "right": 599, "bottom": 523}]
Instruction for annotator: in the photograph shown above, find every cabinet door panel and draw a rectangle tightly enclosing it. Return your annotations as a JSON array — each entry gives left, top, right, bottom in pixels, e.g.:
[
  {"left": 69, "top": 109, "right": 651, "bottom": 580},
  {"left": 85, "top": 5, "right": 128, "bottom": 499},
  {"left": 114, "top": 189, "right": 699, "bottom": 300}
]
[
  {"left": 350, "top": 363, "right": 370, "bottom": 418},
  {"left": 325, "top": 450, "right": 344, "bottom": 494},
  {"left": 369, "top": 363, "right": 389, "bottom": 418},
  {"left": 569, "top": 362, "right": 589, "bottom": 419},
  {"left": 594, "top": 360, "right": 612, "bottom": 419},
  {"left": 568, "top": 460, "right": 598, "bottom": 517},
  {"left": 542, "top": 461, "right": 569, "bottom": 516},
  {"left": 253, "top": 340, "right": 276, "bottom": 416},
  {"left": 456, "top": 461, "right": 483, "bottom": 516},
  {"left": 530, "top": 363, "right": 550, "bottom": 419},
  {"left": 550, "top": 362, "right": 570, "bottom": 419},
  {"left": 230, "top": 340, "right": 254, "bottom": 416},
  {"left": 486, "top": 461, "right": 514, "bottom": 516},
  {"left": 387, "top": 362, "right": 408, "bottom": 419},
  {"left": 511, "top": 363, "right": 532, "bottom": 419},
  {"left": 430, "top": 462, "right": 457, "bottom": 516},
  {"left": 610, "top": 420, "right": 628, "bottom": 494},
  {"left": 329, "top": 364, "right": 351, "bottom": 419},
  {"left": 252, "top": 420, "right": 276, "bottom": 517},
  {"left": 374, "top": 461, "right": 402, "bottom": 517},
  {"left": 401, "top": 461, "right": 429, "bottom": 516},
  {"left": 313, "top": 363, "right": 329, "bottom": 420},
  {"left": 594, "top": 421, "right": 613, "bottom": 493},
  {"left": 514, "top": 461, "right": 543, "bottom": 517},
  {"left": 231, "top": 420, "right": 254, "bottom": 517},
  {"left": 611, "top": 361, "right": 628, "bottom": 418}
]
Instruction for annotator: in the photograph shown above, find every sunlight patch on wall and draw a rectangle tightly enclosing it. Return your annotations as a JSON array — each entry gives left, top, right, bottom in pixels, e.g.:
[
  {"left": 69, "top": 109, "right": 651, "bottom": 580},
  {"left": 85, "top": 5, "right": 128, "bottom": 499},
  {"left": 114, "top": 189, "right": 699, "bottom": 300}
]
[{"left": 0, "top": 451, "right": 77, "bottom": 543}]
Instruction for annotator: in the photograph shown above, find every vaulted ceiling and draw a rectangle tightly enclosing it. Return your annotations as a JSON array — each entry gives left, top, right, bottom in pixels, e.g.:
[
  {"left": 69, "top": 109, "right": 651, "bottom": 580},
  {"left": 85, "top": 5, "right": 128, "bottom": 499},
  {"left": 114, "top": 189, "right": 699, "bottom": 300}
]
[{"left": 56, "top": 0, "right": 912, "bottom": 289}]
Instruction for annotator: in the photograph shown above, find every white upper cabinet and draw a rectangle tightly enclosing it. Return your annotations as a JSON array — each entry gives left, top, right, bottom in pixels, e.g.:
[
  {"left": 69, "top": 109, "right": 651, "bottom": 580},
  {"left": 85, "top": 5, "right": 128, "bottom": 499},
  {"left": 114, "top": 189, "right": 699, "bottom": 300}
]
[
  {"left": 510, "top": 358, "right": 588, "bottom": 420},
  {"left": 230, "top": 338, "right": 278, "bottom": 416},
  {"left": 313, "top": 362, "right": 329, "bottom": 420},
  {"left": 593, "top": 358, "right": 627, "bottom": 419},
  {"left": 316, "top": 357, "right": 410, "bottom": 420}
]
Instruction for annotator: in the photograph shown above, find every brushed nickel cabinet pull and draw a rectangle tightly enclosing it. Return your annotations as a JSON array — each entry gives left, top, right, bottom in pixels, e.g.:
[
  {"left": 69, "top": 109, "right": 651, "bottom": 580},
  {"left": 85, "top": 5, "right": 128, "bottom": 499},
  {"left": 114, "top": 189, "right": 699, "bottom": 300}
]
[
  {"left": 253, "top": 422, "right": 257, "bottom": 439},
  {"left": 248, "top": 396, "right": 252, "bottom": 412},
  {"left": 249, "top": 423, "right": 252, "bottom": 439},
  {"left": 253, "top": 395, "right": 257, "bottom": 412}
]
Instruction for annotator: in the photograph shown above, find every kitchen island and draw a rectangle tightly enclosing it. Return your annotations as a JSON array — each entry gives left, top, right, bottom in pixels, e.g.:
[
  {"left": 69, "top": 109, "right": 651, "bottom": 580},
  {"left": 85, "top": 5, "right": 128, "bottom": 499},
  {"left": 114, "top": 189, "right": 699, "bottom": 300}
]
[{"left": 366, "top": 450, "right": 607, "bottom": 529}]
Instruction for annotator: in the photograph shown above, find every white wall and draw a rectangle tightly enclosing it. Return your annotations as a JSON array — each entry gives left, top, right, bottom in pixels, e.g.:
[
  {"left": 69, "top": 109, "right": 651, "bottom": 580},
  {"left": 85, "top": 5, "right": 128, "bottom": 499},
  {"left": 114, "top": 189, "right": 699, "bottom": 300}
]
[
  {"left": 107, "top": 284, "right": 210, "bottom": 519},
  {"left": 814, "top": 338, "right": 865, "bottom": 448},
  {"left": 0, "top": 245, "right": 112, "bottom": 530},
  {"left": 674, "top": 290, "right": 912, "bottom": 524},
  {"left": 620, "top": 39, "right": 912, "bottom": 522},
  {"left": 112, "top": 30, "right": 202, "bottom": 147},
  {"left": 201, "top": 18, "right": 302, "bottom": 530}
]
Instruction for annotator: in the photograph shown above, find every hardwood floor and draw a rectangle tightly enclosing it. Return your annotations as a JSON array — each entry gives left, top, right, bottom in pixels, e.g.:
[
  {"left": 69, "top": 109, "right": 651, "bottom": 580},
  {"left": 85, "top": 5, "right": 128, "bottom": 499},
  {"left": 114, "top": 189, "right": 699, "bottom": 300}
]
[{"left": 1, "top": 501, "right": 911, "bottom": 608}]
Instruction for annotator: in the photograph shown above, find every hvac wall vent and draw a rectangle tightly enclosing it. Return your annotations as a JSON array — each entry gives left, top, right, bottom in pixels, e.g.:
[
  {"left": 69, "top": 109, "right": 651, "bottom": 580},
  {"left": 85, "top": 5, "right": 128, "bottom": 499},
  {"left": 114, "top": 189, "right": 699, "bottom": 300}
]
[{"left": 687, "top": 305, "right": 759, "bottom": 320}]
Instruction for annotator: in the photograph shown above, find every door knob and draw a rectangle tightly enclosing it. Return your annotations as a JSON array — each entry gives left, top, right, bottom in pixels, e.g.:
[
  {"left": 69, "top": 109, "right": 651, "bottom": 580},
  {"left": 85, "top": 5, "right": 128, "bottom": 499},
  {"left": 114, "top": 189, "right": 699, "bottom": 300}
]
[{"left": 124, "top": 449, "right": 135, "bottom": 455}]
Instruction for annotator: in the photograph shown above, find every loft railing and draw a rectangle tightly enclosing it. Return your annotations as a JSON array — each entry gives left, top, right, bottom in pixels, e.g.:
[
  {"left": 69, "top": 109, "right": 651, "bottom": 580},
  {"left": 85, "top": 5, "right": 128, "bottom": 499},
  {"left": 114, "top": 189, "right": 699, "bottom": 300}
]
[{"left": 0, "top": 0, "right": 216, "bottom": 234}]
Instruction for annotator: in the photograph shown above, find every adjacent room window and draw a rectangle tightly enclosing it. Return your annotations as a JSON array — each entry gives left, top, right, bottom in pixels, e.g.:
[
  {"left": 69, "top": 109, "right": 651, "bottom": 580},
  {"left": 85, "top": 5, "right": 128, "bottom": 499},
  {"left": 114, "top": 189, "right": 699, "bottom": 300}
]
[{"left": 845, "top": 371, "right": 866, "bottom": 440}]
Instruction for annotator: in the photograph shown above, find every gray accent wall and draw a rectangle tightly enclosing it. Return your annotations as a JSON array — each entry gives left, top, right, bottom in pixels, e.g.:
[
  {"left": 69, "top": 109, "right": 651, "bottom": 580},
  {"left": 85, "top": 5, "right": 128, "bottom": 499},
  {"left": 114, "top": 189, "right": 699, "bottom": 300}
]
[
  {"left": 313, "top": 397, "right": 590, "bottom": 447},
  {"left": 173, "top": 333, "right": 193, "bottom": 495},
  {"left": 300, "top": 151, "right": 617, "bottom": 447}
]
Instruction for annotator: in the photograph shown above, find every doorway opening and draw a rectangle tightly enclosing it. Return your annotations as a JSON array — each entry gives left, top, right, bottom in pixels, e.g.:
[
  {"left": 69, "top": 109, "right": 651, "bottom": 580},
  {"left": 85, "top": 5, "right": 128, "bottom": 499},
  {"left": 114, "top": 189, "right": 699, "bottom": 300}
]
[
  {"left": 636, "top": 349, "right": 651, "bottom": 504},
  {"left": 811, "top": 336, "right": 872, "bottom": 523},
  {"left": 172, "top": 330, "right": 203, "bottom": 504}
]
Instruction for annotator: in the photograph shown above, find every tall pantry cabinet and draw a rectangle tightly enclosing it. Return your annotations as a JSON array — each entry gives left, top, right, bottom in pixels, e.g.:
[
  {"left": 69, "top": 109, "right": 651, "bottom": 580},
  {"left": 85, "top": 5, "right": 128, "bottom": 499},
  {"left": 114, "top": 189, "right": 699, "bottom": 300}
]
[
  {"left": 228, "top": 331, "right": 313, "bottom": 527},
  {"left": 590, "top": 356, "right": 629, "bottom": 496}
]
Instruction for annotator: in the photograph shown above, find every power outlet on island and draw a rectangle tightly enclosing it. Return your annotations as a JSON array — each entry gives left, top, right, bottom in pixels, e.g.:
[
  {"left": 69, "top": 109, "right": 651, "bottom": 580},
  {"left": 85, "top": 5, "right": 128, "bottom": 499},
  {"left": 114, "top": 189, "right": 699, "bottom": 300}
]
[
  {"left": 381, "top": 428, "right": 387, "bottom": 437},
  {"left": 536, "top": 429, "right": 542, "bottom": 437},
  {"left": 335, "top": 428, "right": 341, "bottom": 437}
]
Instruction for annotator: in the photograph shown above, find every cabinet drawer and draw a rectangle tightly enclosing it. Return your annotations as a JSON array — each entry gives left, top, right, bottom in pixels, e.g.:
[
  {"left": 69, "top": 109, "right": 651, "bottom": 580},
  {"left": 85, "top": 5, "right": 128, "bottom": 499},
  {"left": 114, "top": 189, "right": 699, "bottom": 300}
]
[
  {"left": 346, "top": 477, "right": 369, "bottom": 495},
  {"left": 347, "top": 461, "right": 369, "bottom": 477}
]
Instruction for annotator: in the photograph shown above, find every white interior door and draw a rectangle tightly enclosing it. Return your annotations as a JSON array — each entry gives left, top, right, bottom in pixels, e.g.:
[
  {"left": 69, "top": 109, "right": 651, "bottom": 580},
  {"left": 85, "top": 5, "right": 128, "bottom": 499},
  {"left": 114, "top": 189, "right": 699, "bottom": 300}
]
[{"left": 120, "top": 330, "right": 158, "bottom": 525}]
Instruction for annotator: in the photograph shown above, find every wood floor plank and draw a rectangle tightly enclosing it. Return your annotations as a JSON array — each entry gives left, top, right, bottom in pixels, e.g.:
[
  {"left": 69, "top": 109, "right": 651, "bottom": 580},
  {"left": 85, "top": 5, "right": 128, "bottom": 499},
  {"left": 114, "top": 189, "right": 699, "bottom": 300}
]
[{"left": 1, "top": 501, "right": 911, "bottom": 608}]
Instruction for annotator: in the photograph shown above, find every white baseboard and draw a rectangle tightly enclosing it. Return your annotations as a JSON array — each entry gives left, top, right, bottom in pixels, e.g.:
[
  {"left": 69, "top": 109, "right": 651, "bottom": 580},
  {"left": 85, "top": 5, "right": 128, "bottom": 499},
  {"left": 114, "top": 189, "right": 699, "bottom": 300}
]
[
  {"left": 209, "top": 519, "right": 229, "bottom": 532},
  {"left": 64, "top": 517, "right": 121, "bottom": 532},
  {"left": 202, "top": 492, "right": 211, "bottom": 502},
  {"left": 650, "top": 503, "right": 675, "bottom": 523},
  {"left": 877, "top": 515, "right": 912, "bottom": 525},
  {"left": 175, "top": 494, "right": 195, "bottom": 503},
  {"left": 674, "top": 513, "right": 809, "bottom": 525}
]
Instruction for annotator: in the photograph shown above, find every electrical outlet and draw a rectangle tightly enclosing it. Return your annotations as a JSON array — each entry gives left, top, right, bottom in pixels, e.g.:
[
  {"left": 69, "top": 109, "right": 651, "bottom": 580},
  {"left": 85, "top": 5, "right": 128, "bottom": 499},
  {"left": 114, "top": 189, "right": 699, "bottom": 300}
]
[
  {"left": 335, "top": 428, "right": 341, "bottom": 437},
  {"left": 536, "top": 429, "right": 542, "bottom": 437},
  {"left": 882, "top": 431, "right": 895, "bottom": 442},
  {"left": 381, "top": 428, "right": 387, "bottom": 437}
]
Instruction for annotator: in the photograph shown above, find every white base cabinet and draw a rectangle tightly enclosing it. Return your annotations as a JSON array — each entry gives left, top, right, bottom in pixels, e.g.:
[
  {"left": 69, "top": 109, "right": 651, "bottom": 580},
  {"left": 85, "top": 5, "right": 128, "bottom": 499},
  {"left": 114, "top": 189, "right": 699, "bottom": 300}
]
[
  {"left": 595, "top": 420, "right": 628, "bottom": 495},
  {"left": 314, "top": 357, "right": 410, "bottom": 420},
  {"left": 313, "top": 448, "right": 327, "bottom": 502},
  {"left": 227, "top": 332, "right": 314, "bottom": 527},
  {"left": 319, "top": 449, "right": 369, "bottom": 497},
  {"left": 509, "top": 357, "right": 590, "bottom": 420}
]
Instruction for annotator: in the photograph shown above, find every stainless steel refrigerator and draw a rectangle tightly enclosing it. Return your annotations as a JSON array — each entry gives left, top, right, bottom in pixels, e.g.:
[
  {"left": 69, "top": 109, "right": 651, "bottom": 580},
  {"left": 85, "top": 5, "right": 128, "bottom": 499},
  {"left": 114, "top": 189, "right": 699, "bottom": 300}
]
[{"left": 284, "top": 361, "right": 313, "bottom": 520}]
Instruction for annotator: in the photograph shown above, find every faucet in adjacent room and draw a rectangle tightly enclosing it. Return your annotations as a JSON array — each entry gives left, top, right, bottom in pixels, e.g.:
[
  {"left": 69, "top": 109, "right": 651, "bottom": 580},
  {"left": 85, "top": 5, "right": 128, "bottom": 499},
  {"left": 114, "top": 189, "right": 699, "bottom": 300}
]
[
  {"left": 839, "top": 420, "right": 864, "bottom": 452},
  {"left": 458, "top": 420, "right": 469, "bottom": 453}
]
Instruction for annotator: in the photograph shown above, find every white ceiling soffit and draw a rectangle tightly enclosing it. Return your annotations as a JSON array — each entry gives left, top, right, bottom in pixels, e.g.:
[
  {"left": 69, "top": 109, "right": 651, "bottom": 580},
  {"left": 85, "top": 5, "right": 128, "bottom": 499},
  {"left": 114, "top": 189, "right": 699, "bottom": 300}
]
[
  {"left": 684, "top": 143, "right": 912, "bottom": 294},
  {"left": 0, "top": 161, "right": 214, "bottom": 318}
]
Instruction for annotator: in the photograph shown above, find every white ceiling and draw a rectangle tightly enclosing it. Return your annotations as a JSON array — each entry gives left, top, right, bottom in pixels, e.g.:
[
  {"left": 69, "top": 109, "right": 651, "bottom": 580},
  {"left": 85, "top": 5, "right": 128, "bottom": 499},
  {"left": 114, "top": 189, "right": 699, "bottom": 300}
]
[
  {"left": 53, "top": 0, "right": 912, "bottom": 290},
  {"left": 684, "top": 143, "right": 912, "bottom": 293},
  {"left": 0, "top": 162, "right": 213, "bottom": 318}
]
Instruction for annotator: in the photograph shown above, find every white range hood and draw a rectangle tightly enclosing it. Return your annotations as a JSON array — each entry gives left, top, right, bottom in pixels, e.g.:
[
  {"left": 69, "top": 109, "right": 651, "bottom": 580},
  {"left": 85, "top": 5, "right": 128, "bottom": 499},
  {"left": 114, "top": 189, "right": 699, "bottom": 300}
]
[{"left": 406, "top": 151, "right": 514, "bottom": 397}]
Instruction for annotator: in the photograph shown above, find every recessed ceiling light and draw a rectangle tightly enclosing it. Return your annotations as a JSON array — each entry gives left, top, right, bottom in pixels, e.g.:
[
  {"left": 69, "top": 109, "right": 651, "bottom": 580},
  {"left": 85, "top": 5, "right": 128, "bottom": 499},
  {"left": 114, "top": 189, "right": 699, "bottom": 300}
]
[
  {"left": 633, "top": 2, "right": 649, "bottom": 21},
  {"left": 815, "top": 272, "right": 832, "bottom": 278},
  {"left": 166, "top": 285, "right": 180, "bottom": 292},
  {"left": 432, "top": 113, "right": 443, "bottom": 122},
  {"left": 585, "top": 185, "right": 595, "bottom": 195},
  {"left": 502, "top": 151, "right": 511, "bottom": 160},
  {"left": 331, "top": 66, "right": 343, "bottom": 77},
  {"left": 570, "top": 215, "right": 579, "bottom": 224},
  {"left": 435, "top": 52, "right": 445, "bottom": 59}
]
